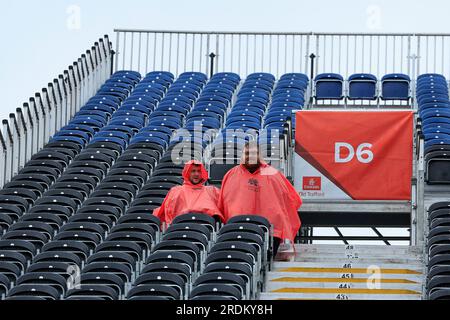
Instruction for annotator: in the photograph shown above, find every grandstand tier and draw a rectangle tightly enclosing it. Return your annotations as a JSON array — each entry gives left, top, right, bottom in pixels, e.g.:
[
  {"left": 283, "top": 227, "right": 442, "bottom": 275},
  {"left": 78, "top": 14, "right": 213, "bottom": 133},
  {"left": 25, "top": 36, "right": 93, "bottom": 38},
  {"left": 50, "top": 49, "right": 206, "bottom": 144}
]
[{"left": 1, "top": 31, "right": 450, "bottom": 300}]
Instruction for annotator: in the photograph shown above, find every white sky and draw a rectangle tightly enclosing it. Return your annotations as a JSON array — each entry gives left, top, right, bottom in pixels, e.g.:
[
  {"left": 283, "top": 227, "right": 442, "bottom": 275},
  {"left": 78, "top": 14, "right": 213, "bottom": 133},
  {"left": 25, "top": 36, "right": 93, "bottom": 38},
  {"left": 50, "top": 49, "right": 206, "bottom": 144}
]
[{"left": 1, "top": 0, "right": 449, "bottom": 120}]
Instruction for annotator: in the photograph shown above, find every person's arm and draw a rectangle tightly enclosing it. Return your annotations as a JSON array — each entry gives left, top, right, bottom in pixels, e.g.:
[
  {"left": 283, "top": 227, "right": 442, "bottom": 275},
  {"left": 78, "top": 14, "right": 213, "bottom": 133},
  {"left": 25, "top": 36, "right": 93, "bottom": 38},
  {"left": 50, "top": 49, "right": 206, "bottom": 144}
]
[
  {"left": 211, "top": 186, "right": 225, "bottom": 222},
  {"left": 217, "top": 170, "right": 231, "bottom": 218},
  {"left": 279, "top": 172, "right": 302, "bottom": 209},
  {"left": 153, "top": 190, "right": 172, "bottom": 224}
]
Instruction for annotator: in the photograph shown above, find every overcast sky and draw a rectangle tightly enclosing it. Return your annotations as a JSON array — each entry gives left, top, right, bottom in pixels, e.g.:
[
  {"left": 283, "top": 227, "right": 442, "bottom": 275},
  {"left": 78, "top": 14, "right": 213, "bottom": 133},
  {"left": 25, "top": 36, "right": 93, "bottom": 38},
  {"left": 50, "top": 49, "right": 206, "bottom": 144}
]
[{"left": 1, "top": 0, "right": 449, "bottom": 120}]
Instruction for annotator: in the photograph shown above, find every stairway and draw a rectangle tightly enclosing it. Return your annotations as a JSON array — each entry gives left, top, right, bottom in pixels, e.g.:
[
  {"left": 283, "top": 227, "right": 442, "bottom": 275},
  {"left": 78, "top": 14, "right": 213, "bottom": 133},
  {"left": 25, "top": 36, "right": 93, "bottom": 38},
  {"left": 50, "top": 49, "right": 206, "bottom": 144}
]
[{"left": 259, "top": 244, "right": 426, "bottom": 300}]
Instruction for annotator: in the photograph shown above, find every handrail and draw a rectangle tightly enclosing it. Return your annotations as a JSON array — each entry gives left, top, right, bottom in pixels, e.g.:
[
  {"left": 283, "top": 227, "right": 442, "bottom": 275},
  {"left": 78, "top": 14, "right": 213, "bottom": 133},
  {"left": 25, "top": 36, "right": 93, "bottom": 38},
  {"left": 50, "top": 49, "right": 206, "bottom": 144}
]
[
  {"left": 113, "top": 29, "right": 450, "bottom": 81},
  {"left": 0, "top": 35, "right": 113, "bottom": 188}
]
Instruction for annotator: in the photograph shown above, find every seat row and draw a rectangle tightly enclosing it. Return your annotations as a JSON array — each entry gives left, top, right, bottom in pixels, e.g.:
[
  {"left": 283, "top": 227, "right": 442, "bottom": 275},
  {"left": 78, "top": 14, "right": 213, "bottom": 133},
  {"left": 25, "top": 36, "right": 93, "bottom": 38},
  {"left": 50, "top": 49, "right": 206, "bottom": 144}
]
[
  {"left": 314, "top": 73, "right": 411, "bottom": 101},
  {"left": 427, "top": 201, "right": 450, "bottom": 300},
  {"left": 416, "top": 74, "right": 450, "bottom": 184}
]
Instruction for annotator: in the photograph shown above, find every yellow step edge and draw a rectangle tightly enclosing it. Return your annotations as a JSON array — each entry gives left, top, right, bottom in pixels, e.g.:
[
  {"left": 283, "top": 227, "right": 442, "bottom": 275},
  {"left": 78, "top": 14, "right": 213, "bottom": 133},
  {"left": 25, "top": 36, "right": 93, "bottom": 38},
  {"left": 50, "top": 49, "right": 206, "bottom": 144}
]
[
  {"left": 271, "top": 277, "right": 418, "bottom": 284},
  {"left": 277, "top": 267, "right": 422, "bottom": 275},
  {"left": 276, "top": 298, "right": 335, "bottom": 300},
  {"left": 271, "top": 288, "right": 421, "bottom": 295}
]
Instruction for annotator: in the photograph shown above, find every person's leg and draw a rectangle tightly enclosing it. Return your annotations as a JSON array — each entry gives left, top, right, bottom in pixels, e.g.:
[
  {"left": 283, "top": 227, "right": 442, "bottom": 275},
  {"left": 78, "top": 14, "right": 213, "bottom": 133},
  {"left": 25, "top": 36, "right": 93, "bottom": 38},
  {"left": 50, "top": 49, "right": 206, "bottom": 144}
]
[
  {"left": 212, "top": 215, "right": 223, "bottom": 230},
  {"left": 272, "top": 237, "right": 282, "bottom": 258}
]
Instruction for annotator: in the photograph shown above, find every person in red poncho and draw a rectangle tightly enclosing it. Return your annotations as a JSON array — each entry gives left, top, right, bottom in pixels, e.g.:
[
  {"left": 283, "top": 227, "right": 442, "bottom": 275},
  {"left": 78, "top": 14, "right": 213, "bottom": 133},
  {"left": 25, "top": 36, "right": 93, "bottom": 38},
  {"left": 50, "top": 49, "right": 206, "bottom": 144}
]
[
  {"left": 153, "top": 160, "right": 224, "bottom": 225},
  {"left": 218, "top": 142, "right": 302, "bottom": 256}
]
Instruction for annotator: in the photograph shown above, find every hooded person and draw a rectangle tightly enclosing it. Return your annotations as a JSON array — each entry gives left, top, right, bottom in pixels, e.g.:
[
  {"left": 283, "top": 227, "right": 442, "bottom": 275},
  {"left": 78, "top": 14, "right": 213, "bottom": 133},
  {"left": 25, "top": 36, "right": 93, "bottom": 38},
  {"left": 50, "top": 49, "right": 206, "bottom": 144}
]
[
  {"left": 218, "top": 141, "right": 302, "bottom": 256},
  {"left": 153, "top": 160, "right": 224, "bottom": 225}
]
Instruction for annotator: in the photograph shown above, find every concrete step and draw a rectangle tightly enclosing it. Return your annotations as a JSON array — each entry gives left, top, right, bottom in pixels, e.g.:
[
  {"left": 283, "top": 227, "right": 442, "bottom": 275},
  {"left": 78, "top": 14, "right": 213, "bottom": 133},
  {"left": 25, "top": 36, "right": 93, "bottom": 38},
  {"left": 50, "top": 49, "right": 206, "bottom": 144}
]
[
  {"left": 290, "top": 244, "right": 423, "bottom": 255},
  {"left": 260, "top": 244, "right": 426, "bottom": 300},
  {"left": 266, "top": 272, "right": 424, "bottom": 282},
  {"left": 271, "top": 262, "right": 424, "bottom": 273},
  {"left": 265, "top": 280, "right": 422, "bottom": 292},
  {"left": 258, "top": 292, "right": 422, "bottom": 300},
  {"left": 278, "top": 256, "right": 424, "bottom": 265}
]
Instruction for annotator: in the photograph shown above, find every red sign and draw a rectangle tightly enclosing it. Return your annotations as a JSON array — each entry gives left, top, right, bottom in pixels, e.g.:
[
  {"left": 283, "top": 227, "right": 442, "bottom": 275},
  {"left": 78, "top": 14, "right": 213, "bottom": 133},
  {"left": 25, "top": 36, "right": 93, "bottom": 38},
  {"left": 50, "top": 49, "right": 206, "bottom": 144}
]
[
  {"left": 303, "top": 177, "right": 322, "bottom": 191},
  {"left": 295, "top": 111, "right": 413, "bottom": 200}
]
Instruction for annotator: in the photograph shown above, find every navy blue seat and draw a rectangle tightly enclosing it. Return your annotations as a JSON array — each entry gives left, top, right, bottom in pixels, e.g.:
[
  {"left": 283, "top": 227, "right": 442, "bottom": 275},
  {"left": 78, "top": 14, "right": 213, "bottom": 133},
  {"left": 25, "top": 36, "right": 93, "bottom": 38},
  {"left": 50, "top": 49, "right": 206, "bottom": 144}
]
[
  {"left": 315, "top": 73, "right": 344, "bottom": 100},
  {"left": 381, "top": 73, "right": 410, "bottom": 100},
  {"left": 348, "top": 73, "right": 377, "bottom": 100}
]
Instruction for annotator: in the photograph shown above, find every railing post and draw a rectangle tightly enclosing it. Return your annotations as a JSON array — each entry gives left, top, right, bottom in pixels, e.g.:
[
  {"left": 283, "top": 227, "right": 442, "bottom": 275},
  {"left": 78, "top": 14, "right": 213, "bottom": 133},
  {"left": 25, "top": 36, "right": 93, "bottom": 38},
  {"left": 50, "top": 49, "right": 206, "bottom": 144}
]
[
  {"left": 2, "top": 120, "right": 13, "bottom": 183},
  {"left": 80, "top": 54, "right": 88, "bottom": 106},
  {"left": 22, "top": 103, "right": 34, "bottom": 164},
  {"left": 8, "top": 113, "right": 20, "bottom": 177},
  {"left": 47, "top": 83, "right": 57, "bottom": 138},
  {"left": 41, "top": 88, "right": 52, "bottom": 143},
  {"left": 29, "top": 98, "right": 40, "bottom": 154},
  {"left": 60, "top": 73, "right": 69, "bottom": 128},
  {"left": 53, "top": 78, "right": 63, "bottom": 132},
  {"left": 86, "top": 50, "right": 95, "bottom": 98},
  {"left": 67, "top": 66, "right": 77, "bottom": 119},
  {"left": 209, "top": 53, "right": 216, "bottom": 79},
  {"left": 0, "top": 131, "right": 6, "bottom": 188},
  {"left": 309, "top": 53, "right": 316, "bottom": 106},
  {"left": 78, "top": 57, "right": 87, "bottom": 107},
  {"left": 416, "top": 135, "right": 425, "bottom": 246},
  {"left": 410, "top": 54, "right": 418, "bottom": 110},
  {"left": 72, "top": 62, "right": 82, "bottom": 113},
  {"left": 15, "top": 108, "right": 27, "bottom": 171},
  {"left": 34, "top": 93, "right": 46, "bottom": 150}
]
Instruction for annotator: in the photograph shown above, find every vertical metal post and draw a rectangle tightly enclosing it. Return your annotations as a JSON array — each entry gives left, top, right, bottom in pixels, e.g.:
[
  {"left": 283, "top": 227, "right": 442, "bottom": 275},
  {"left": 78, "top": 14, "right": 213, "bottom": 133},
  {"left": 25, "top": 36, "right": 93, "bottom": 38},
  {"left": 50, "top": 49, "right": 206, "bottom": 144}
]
[
  {"left": 23, "top": 103, "right": 34, "bottom": 163},
  {"left": 145, "top": 32, "right": 150, "bottom": 74},
  {"left": 2, "top": 120, "right": 13, "bottom": 183},
  {"left": 416, "top": 136, "right": 425, "bottom": 246},
  {"left": 304, "top": 35, "right": 310, "bottom": 75},
  {"left": 34, "top": 93, "right": 46, "bottom": 151},
  {"left": 417, "top": 37, "right": 421, "bottom": 78},
  {"left": 22, "top": 103, "right": 34, "bottom": 164},
  {"left": 80, "top": 55, "right": 87, "bottom": 106},
  {"left": 8, "top": 113, "right": 20, "bottom": 177},
  {"left": 16, "top": 108, "right": 27, "bottom": 171},
  {"left": 40, "top": 89, "right": 51, "bottom": 144},
  {"left": 209, "top": 53, "right": 216, "bottom": 79},
  {"left": 0, "top": 131, "right": 6, "bottom": 188},
  {"left": 74, "top": 61, "right": 82, "bottom": 112},
  {"left": 58, "top": 75, "right": 67, "bottom": 130},
  {"left": 411, "top": 54, "right": 418, "bottom": 110},
  {"left": 115, "top": 31, "right": 120, "bottom": 72},
  {"left": 29, "top": 98, "right": 39, "bottom": 154},
  {"left": 47, "top": 83, "right": 57, "bottom": 138},
  {"left": 407, "top": 36, "right": 412, "bottom": 76},
  {"left": 309, "top": 54, "right": 316, "bottom": 106},
  {"left": 315, "top": 35, "right": 320, "bottom": 76}
]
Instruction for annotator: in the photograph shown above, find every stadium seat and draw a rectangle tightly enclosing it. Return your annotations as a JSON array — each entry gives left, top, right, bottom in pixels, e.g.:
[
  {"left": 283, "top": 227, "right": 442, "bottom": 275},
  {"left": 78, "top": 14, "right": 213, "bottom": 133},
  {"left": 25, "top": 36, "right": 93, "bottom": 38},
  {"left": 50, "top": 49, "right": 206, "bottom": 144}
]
[
  {"left": 381, "top": 73, "right": 410, "bottom": 100},
  {"left": 348, "top": 73, "right": 378, "bottom": 100},
  {"left": 315, "top": 73, "right": 344, "bottom": 100}
]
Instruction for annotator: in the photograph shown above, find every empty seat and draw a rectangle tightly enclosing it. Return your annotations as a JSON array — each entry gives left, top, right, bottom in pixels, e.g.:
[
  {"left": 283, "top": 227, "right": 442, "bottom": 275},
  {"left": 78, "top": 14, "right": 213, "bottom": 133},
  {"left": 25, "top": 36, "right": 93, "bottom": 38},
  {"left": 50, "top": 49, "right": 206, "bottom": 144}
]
[
  {"left": 315, "top": 73, "right": 344, "bottom": 100},
  {"left": 381, "top": 73, "right": 410, "bottom": 100},
  {"left": 348, "top": 73, "right": 377, "bottom": 100}
]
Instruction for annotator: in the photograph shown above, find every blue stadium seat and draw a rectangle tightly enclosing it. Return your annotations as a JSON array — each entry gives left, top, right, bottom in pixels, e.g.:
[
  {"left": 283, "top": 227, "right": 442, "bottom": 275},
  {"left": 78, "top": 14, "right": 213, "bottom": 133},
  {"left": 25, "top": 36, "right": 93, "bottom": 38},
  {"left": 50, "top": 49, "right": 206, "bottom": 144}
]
[
  {"left": 315, "top": 73, "right": 344, "bottom": 100},
  {"left": 348, "top": 73, "right": 378, "bottom": 100},
  {"left": 381, "top": 73, "right": 410, "bottom": 100}
]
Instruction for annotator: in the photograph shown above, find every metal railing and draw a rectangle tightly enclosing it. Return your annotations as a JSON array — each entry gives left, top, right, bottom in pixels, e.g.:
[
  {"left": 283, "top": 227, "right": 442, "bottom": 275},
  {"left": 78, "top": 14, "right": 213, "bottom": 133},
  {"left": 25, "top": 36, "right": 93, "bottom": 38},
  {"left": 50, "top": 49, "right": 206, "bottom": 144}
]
[
  {"left": 0, "top": 35, "right": 114, "bottom": 187},
  {"left": 114, "top": 29, "right": 311, "bottom": 78},
  {"left": 114, "top": 29, "right": 450, "bottom": 81}
]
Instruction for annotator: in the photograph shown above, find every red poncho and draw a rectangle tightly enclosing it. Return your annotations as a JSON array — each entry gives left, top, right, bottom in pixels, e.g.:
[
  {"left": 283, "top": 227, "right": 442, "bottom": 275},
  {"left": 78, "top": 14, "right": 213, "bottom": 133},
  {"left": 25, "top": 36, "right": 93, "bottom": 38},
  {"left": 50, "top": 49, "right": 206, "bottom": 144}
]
[
  {"left": 153, "top": 160, "right": 224, "bottom": 225},
  {"left": 219, "top": 163, "right": 302, "bottom": 242}
]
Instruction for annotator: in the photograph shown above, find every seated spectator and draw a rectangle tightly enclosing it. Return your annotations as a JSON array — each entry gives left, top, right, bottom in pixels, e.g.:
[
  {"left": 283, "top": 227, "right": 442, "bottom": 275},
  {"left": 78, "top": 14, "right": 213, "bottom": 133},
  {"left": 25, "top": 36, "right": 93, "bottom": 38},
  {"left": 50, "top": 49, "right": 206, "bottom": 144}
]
[
  {"left": 219, "top": 142, "right": 302, "bottom": 256},
  {"left": 154, "top": 160, "right": 224, "bottom": 225}
]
